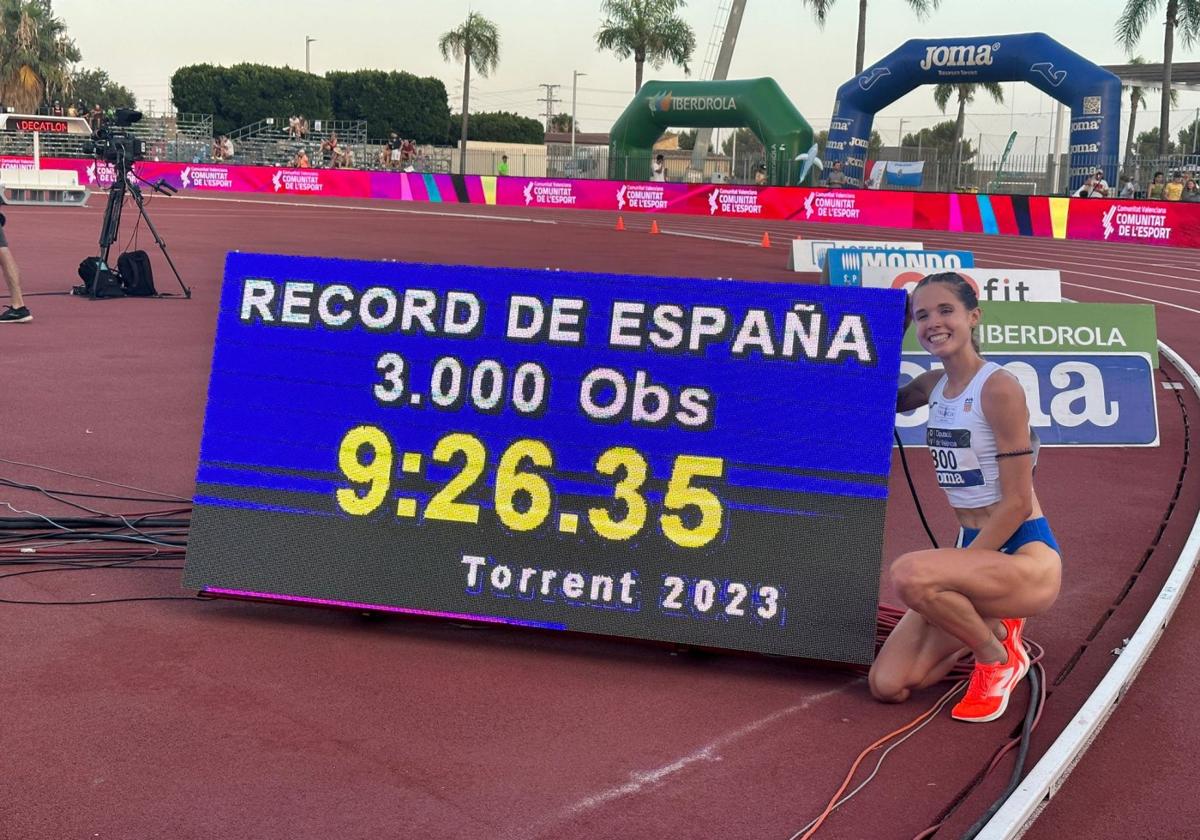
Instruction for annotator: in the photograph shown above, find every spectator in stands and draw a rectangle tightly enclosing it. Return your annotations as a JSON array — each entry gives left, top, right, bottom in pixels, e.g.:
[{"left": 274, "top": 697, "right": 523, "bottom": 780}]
[
  {"left": 320, "top": 131, "right": 338, "bottom": 167},
  {"left": 826, "top": 160, "right": 847, "bottom": 188},
  {"left": 1182, "top": 177, "right": 1200, "bottom": 202},
  {"left": 297, "top": 115, "right": 309, "bottom": 140},
  {"left": 210, "top": 136, "right": 223, "bottom": 161},
  {"left": 287, "top": 115, "right": 300, "bottom": 139},
  {"left": 1148, "top": 171, "right": 1166, "bottom": 199},
  {"left": 221, "top": 135, "right": 234, "bottom": 161},
  {"left": 88, "top": 104, "right": 104, "bottom": 133},
  {"left": 293, "top": 148, "right": 310, "bottom": 168},
  {"left": 338, "top": 145, "right": 355, "bottom": 169},
  {"left": 66, "top": 102, "right": 77, "bottom": 117},
  {"left": 1164, "top": 171, "right": 1185, "bottom": 201},
  {"left": 388, "top": 132, "right": 403, "bottom": 170},
  {"left": 51, "top": 100, "right": 63, "bottom": 116},
  {"left": 400, "top": 137, "right": 416, "bottom": 165},
  {"left": 377, "top": 143, "right": 390, "bottom": 169},
  {"left": 1119, "top": 174, "right": 1137, "bottom": 198},
  {"left": 754, "top": 163, "right": 768, "bottom": 186},
  {"left": 497, "top": 154, "right": 510, "bottom": 176},
  {"left": 1075, "top": 169, "right": 1108, "bottom": 198},
  {"left": 651, "top": 153, "right": 666, "bottom": 182}
]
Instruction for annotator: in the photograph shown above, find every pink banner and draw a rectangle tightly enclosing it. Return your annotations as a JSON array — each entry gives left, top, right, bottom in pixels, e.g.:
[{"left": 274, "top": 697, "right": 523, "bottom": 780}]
[
  {"left": 6, "top": 155, "right": 1200, "bottom": 250},
  {"left": 1064, "top": 197, "right": 1200, "bottom": 249}
]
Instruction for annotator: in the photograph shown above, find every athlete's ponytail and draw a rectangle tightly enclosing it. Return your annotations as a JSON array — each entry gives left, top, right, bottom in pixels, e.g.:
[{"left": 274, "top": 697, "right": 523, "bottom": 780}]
[{"left": 912, "top": 272, "right": 982, "bottom": 352}]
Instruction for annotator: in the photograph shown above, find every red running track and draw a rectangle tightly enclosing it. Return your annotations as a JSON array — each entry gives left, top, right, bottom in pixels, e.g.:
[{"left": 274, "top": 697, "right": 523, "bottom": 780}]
[{"left": 0, "top": 192, "right": 1197, "bottom": 839}]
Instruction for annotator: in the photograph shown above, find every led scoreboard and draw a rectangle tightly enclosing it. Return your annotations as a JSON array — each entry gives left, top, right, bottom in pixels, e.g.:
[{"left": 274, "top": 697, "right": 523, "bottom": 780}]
[{"left": 184, "top": 254, "right": 906, "bottom": 664}]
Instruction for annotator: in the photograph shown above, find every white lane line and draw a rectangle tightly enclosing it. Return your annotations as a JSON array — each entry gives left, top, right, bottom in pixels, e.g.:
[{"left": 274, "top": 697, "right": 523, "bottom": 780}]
[
  {"left": 169, "top": 193, "right": 558, "bottom": 224},
  {"left": 977, "top": 341, "right": 1200, "bottom": 839},
  {"left": 1062, "top": 281, "right": 1200, "bottom": 315},
  {"left": 660, "top": 228, "right": 762, "bottom": 246},
  {"left": 505, "top": 681, "right": 859, "bottom": 840}
]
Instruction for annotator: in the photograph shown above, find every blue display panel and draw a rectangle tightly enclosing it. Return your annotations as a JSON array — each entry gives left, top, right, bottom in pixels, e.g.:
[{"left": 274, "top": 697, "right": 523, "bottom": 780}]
[{"left": 183, "top": 254, "right": 907, "bottom": 664}]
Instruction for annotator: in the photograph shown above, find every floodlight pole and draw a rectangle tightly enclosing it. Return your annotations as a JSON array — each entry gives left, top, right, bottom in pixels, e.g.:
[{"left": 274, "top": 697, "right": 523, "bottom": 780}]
[
  {"left": 306, "top": 36, "right": 316, "bottom": 73},
  {"left": 571, "top": 70, "right": 586, "bottom": 164}
]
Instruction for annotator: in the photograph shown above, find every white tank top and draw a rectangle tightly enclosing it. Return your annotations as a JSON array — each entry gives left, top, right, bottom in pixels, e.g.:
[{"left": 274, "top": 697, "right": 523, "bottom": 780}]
[{"left": 926, "top": 362, "right": 1005, "bottom": 508}]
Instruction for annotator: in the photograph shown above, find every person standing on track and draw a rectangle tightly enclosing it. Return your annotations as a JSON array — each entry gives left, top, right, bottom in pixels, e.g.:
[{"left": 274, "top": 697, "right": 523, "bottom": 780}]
[
  {"left": 0, "top": 201, "right": 31, "bottom": 323},
  {"left": 868, "top": 272, "right": 1061, "bottom": 722}
]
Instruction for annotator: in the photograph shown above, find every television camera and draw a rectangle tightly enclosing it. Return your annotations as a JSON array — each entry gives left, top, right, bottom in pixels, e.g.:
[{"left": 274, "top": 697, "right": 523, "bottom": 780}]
[{"left": 81, "top": 107, "right": 147, "bottom": 169}]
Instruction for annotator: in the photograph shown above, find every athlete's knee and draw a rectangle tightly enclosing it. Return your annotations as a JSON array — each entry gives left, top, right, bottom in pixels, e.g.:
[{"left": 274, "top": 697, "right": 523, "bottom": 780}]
[
  {"left": 891, "top": 551, "right": 938, "bottom": 609},
  {"left": 868, "top": 666, "right": 911, "bottom": 704}
]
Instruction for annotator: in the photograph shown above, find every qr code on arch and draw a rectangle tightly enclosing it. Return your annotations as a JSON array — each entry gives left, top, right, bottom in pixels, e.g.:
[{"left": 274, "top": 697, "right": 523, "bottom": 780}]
[{"left": 1082, "top": 96, "right": 1101, "bottom": 115}]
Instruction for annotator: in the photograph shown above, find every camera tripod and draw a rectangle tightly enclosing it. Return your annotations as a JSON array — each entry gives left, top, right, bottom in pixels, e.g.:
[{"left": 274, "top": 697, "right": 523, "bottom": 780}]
[{"left": 86, "top": 161, "right": 191, "bottom": 299}]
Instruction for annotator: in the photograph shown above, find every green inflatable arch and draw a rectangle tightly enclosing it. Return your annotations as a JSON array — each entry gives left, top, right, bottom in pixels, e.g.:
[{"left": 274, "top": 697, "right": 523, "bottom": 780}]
[{"left": 608, "top": 78, "right": 815, "bottom": 186}]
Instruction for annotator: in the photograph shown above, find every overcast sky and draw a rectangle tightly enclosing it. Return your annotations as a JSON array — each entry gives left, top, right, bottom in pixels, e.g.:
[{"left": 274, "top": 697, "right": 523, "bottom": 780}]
[{"left": 53, "top": 0, "right": 1200, "bottom": 156}]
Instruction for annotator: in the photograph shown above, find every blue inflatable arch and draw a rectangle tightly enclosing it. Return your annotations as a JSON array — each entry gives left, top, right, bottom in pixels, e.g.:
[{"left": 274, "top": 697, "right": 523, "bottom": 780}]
[{"left": 824, "top": 32, "right": 1121, "bottom": 193}]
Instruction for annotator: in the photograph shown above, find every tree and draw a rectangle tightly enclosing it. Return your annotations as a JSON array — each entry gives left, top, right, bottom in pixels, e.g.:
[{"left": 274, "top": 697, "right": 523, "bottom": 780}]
[
  {"left": 439, "top": 11, "right": 501, "bottom": 175},
  {"left": 802, "top": 0, "right": 939, "bottom": 75},
  {"left": 171, "top": 63, "right": 332, "bottom": 136},
  {"left": 902, "top": 120, "right": 976, "bottom": 160},
  {"left": 1136, "top": 126, "right": 1176, "bottom": 156},
  {"left": 327, "top": 69, "right": 449, "bottom": 142},
  {"left": 933, "top": 82, "right": 1004, "bottom": 170},
  {"left": 1120, "top": 55, "right": 1178, "bottom": 168},
  {"left": 70, "top": 67, "right": 135, "bottom": 112},
  {"left": 447, "top": 111, "right": 544, "bottom": 144},
  {"left": 722, "top": 127, "right": 764, "bottom": 158},
  {"left": 548, "top": 113, "right": 575, "bottom": 133},
  {"left": 596, "top": 0, "right": 697, "bottom": 92},
  {"left": 0, "top": 0, "right": 80, "bottom": 113},
  {"left": 677, "top": 128, "right": 698, "bottom": 150},
  {"left": 1179, "top": 116, "right": 1200, "bottom": 155},
  {"left": 1116, "top": 0, "right": 1200, "bottom": 155}
]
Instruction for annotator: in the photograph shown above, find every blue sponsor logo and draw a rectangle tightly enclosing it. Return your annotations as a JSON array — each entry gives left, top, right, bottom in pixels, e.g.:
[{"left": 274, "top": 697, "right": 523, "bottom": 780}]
[
  {"left": 826, "top": 249, "right": 975, "bottom": 287},
  {"left": 897, "top": 353, "right": 1158, "bottom": 446}
]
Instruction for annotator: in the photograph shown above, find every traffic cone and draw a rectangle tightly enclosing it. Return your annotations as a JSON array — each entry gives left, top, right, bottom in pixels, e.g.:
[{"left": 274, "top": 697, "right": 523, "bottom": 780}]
[
  {"left": 760, "top": 231, "right": 771, "bottom": 248},
  {"left": 615, "top": 215, "right": 625, "bottom": 231},
  {"left": 650, "top": 220, "right": 660, "bottom": 235}
]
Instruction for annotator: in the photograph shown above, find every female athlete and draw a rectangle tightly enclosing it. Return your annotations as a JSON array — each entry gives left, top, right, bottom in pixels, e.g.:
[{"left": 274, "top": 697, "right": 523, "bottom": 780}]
[{"left": 868, "top": 272, "right": 1062, "bottom": 722}]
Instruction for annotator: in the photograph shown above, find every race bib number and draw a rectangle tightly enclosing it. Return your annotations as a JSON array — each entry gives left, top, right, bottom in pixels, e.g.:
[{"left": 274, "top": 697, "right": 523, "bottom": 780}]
[{"left": 926, "top": 427, "right": 984, "bottom": 488}]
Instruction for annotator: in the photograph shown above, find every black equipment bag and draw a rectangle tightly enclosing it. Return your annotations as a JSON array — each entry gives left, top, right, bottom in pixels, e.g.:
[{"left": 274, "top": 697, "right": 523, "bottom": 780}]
[
  {"left": 117, "top": 250, "right": 156, "bottom": 297},
  {"left": 76, "top": 257, "right": 124, "bottom": 298}
]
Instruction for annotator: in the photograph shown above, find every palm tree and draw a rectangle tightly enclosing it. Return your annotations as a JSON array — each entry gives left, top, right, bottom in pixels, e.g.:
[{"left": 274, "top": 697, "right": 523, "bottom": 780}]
[
  {"left": 0, "top": 0, "right": 80, "bottom": 114},
  {"left": 549, "top": 113, "right": 575, "bottom": 133},
  {"left": 596, "top": 0, "right": 697, "bottom": 92},
  {"left": 934, "top": 82, "right": 1004, "bottom": 179},
  {"left": 439, "top": 11, "right": 500, "bottom": 175},
  {"left": 1121, "top": 55, "right": 1178, "bottom": 169},
  {"left": 803, "top": 0, "right": 940, "bottom": 75},
  {"left": 1116, "top": 0, "right": 1200, "bottom": 155}
]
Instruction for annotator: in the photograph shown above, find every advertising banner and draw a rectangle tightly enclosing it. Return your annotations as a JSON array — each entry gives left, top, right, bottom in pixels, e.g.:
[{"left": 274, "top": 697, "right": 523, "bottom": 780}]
[
  {"left": 863, "top": 267, "right": 1063, "bottom": 301},
  {"left": 8, "top": 154, "right": 1200, "bottom": 252},
  {"left": 1066, "top": 199, "right": 1200, "bottom": 249},
  {"left": 897, "top": 301, "right": 1158, "bottom": 446},
  {"left": 790, "top": 239, "right": 923, "bottom": 273},
  {"left": 184, "top": 255, "right": 908, "bottom": 664},
  {"left": 824, "top": 248, "right": 974, "bottom": 287}
]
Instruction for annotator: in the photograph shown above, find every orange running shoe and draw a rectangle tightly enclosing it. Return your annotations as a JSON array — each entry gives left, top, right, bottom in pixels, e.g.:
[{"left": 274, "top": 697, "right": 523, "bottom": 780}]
[
  {"left": 1001, "top": 618, "right": 1029, "bottom": 681},
  {"left": 951, "top": 650, "right": 1025, "bottom": 723}
]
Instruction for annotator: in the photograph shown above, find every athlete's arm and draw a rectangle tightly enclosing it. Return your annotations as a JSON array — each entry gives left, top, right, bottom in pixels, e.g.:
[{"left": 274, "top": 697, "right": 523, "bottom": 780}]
[
  {"left": 966, "top": 371, "right": 1035, "bottom": 552},
  {"left": 897, "top": 369, "right": 942, "bottom": 413}
]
